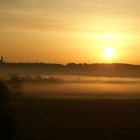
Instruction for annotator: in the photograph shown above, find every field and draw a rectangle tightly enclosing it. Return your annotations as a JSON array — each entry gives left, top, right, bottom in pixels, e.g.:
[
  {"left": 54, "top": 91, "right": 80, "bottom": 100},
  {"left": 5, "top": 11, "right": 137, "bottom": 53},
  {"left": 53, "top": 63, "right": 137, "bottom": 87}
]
[{"left": 11, "top": 96, "right": 140, "bottom": 139}]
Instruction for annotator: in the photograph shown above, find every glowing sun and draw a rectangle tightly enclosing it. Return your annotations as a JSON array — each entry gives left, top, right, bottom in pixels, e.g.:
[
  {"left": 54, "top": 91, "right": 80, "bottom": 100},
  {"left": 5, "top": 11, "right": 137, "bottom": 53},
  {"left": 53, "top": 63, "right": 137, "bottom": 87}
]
[{"left": 103, "top": 48, "right": 115, "bottom": 59}]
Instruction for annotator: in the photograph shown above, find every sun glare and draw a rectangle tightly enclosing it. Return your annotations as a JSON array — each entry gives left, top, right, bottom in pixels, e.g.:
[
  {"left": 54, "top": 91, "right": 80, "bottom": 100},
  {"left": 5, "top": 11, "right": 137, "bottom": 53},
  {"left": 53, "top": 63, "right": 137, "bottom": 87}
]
[{"left": 103, "top": 48, "right": 115, "bottom": 59}]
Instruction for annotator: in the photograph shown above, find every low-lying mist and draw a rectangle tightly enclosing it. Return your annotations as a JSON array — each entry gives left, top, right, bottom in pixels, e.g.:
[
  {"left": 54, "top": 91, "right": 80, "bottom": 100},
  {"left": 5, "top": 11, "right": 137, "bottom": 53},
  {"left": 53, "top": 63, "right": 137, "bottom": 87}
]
[
  {"left": 1, "top": 74, "right": 140, "bottom": 99},
  {"left": 20, "top": 75, "right": 140, "bottom": 99}
]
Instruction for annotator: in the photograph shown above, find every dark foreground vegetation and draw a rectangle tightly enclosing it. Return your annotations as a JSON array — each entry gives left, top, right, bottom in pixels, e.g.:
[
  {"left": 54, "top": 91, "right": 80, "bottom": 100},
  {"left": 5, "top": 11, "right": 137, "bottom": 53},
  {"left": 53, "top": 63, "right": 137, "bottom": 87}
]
[
  {"left": 1, "top": 76, "right": 140, "bottom": 139},
  {"left": 10, "top": 97, "right": 140, "bottom": 139},
  {"left": 0, "top": 82, "right": 15, "bottom": 139}
]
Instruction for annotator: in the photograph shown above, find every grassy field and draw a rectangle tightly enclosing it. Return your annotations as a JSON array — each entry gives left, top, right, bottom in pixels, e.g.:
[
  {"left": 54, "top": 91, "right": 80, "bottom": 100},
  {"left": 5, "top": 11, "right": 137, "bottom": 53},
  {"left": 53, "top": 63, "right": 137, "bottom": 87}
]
[{"left": 11, "top": 96, "right": 140, "bottom": 139}]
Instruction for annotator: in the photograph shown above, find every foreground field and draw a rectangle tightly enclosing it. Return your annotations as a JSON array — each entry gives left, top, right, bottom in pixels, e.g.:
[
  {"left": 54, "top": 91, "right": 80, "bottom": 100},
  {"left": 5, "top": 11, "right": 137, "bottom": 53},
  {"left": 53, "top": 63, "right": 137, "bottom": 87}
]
[{"left": 11, "top": 96, "right": 140, "bottom": 139}]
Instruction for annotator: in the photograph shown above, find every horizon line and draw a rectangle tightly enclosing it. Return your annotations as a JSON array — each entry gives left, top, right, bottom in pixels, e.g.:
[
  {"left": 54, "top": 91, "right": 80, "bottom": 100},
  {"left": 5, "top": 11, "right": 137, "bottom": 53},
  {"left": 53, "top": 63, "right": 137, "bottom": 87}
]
[{"left": 0, "top": 62, "right": 139, "bottom": 66}]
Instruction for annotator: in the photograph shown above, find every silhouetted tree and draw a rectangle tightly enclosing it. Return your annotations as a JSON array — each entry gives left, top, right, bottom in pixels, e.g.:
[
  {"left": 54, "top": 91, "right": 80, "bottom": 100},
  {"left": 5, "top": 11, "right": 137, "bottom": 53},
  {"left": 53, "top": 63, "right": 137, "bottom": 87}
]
[
  {"left": 21, "top": 75, "right": 32, "bottom": 82},
  {"left": 9, "top": 74, "right": 23, "bottom": 95},
  {"left": 0, "top": 82, "right": 15, "bottom": 139},
  {"left": 34, "top": 74, "right": 42, "bottom": 82}
]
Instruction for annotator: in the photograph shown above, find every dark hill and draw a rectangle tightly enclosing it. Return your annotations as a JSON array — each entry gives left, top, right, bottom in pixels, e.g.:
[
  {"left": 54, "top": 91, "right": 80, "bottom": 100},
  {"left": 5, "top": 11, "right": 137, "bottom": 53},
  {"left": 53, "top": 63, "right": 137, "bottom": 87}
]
[{"left": 0, "top": 63, "right": 140, "bottom": 78}]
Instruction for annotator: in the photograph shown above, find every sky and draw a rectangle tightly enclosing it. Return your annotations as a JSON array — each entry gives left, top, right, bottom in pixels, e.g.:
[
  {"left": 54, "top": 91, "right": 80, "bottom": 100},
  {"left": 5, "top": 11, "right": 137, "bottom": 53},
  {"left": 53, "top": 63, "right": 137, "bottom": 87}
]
[{"left": 0, "top": 0, "right": 140, "bottom": 64}]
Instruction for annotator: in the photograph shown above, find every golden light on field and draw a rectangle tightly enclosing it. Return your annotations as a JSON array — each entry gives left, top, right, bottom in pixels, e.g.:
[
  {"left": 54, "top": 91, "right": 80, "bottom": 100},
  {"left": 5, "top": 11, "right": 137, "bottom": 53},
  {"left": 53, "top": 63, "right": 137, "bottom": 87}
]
[{"left": 103, "top": 48, "right": 115, "bottom": 59}]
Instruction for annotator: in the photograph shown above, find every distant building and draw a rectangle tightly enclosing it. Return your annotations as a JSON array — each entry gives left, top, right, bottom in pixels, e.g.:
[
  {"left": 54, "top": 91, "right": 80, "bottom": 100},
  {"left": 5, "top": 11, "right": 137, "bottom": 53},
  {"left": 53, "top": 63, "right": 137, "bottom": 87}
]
[{"left": 0, "top": 56, "right": 4, "bottom": 63}]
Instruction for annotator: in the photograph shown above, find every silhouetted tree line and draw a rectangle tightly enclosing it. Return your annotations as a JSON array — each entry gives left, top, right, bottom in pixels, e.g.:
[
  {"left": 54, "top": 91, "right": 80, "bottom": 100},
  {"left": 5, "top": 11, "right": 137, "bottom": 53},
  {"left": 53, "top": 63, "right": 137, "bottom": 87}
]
[
  {"left": 0, "top": 63, "right": 140, "bottom": 77},
  {"left": 0, "top": 74, "right": 65, "bottom": 92},
  {"left": 21, "top": 75, "right": 64, "bottom": 83}
]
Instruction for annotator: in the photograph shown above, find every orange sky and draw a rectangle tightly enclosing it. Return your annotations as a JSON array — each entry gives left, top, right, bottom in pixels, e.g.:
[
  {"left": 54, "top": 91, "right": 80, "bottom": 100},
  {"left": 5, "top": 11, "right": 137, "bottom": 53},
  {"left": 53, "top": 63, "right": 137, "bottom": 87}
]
[{"left": 0, "top": 0, "right": 140, "bottom": 64}]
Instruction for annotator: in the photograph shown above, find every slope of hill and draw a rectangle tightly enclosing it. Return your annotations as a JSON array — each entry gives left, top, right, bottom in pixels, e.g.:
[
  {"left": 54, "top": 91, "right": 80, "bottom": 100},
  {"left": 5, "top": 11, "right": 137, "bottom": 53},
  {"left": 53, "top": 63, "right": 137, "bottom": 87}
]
[{"left": 0, "top": 63, "right": 140, "bottom": 77}]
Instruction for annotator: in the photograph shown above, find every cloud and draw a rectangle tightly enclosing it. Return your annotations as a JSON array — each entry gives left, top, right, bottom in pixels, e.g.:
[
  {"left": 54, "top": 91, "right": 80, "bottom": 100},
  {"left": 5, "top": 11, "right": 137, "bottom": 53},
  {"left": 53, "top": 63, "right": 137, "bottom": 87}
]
[
  {"left": 0, "top": 12, "right": 67, "bottom": 31},
  {"left": 0, "top": 0, "right": 140, "bottom": 33},
  {"left": 1, "top": 0, "right": 140, "bottom": 16}
]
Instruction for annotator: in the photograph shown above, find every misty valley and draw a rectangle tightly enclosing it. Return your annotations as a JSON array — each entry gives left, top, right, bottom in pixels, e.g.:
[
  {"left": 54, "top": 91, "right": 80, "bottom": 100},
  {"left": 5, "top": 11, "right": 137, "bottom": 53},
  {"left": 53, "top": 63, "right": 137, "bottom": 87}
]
[
  {"left": 1, "top": 64, "right": 140, "bottom": 139},
  {"left": 1, "top": 73, "right": 140, "bottom": 99},
  {"left": 2, "top": 0, "right": 140, "bottom": 139},
  {"left": 21, "top": 75, "right": 140, "bottom": 99}
]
